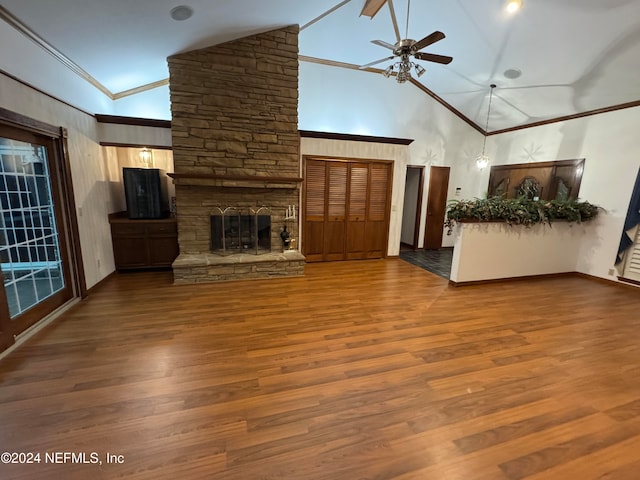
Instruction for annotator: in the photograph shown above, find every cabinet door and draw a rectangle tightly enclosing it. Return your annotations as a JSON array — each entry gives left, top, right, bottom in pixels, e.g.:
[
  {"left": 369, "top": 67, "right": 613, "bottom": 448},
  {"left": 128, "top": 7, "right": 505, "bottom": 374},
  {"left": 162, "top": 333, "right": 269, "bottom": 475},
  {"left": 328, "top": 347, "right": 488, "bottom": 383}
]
[
  {"left": 148, "top": 223, "right": 179, "bottom": 266},
  {"left": 112, "top": 236, "right": 149, "bottom": 268},
  {"left": 149, "top": 236, "right": 179, "bottom": 266}
]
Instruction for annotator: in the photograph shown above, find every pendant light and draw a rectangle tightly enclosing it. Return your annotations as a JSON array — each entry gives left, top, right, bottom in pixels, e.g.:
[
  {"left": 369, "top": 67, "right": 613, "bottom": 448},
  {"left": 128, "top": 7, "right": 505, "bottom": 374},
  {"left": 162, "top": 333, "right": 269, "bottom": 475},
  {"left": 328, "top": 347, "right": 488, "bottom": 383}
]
[{"left": 476, "top": 84, "right": 496, "bottom": 170}]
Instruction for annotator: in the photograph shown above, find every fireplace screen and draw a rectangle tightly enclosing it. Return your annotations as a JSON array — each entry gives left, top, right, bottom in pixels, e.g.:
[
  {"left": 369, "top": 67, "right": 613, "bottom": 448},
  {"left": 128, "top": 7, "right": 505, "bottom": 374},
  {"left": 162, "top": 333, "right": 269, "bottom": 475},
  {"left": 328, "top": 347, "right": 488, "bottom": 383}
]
[{"left": 210, "top": 207, "right": 271, "bottom": 255}]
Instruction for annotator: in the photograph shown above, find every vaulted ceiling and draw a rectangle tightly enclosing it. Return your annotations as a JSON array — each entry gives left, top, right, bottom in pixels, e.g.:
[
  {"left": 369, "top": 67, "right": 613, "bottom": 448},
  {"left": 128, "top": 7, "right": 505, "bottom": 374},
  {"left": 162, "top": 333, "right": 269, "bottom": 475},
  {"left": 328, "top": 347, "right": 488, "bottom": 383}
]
[{"left": 1, "top": 0, "right": 639, "bottom": 132}]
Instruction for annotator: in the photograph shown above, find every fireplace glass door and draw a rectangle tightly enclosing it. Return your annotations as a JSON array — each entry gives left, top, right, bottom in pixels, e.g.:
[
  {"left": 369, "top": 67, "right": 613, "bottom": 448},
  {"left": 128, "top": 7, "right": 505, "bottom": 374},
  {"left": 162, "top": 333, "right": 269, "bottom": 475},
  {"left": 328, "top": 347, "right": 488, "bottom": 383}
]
[{"left": 210, "top": 209, "right": 271, "bottom": 254}]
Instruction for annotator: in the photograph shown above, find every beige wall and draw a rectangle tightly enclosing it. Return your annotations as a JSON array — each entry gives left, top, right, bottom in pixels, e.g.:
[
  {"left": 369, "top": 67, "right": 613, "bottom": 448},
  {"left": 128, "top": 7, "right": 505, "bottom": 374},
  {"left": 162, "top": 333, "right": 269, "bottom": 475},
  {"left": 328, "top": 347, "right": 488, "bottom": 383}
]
[
  {"left": 0, "top": 73, "right": 114, "bottom": 288},
  {"left": 0, "top": 73, "right": 175, "bottom": 289}
]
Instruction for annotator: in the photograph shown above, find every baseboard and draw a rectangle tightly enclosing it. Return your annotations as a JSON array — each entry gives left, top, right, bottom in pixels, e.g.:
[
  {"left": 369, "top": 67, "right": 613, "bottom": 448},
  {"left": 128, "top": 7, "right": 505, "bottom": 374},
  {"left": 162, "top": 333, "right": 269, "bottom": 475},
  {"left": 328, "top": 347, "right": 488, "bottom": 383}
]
[
  {"left": 86, "top": 271, "right": 116, "bottom": 295},
  {"left": 449, "top": 272, "right": 575, "bottom": 287},
  {"left": 578, "top": 273, "right": 640, "bottom": 290},
  {"left": 0, "top": 298, "right": 80, "bottom": 361},
  {"left": 449, "top": 271, "right": 640, "bottom": 290}
]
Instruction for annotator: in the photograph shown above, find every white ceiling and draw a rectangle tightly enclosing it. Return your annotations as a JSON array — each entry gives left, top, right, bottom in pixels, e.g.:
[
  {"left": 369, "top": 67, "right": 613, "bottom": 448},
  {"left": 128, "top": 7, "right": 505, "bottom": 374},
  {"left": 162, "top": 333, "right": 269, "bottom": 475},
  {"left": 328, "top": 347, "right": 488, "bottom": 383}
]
[{"left": 2, "top": 0, "right": 640, "bottom": 131}]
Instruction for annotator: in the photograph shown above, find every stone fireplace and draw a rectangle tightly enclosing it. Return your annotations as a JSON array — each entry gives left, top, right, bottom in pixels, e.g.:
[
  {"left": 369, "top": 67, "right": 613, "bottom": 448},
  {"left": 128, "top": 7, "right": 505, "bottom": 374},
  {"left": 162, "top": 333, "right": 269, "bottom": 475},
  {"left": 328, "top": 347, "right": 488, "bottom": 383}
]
[{"left": 168, "top": 25, "right": 305, "bottom": 284}]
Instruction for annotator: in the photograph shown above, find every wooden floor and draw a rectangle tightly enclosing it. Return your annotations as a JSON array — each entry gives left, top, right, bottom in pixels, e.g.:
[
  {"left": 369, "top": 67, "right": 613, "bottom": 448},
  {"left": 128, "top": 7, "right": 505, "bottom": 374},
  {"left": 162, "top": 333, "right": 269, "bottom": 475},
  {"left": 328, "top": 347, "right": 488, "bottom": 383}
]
[{"left": 1, "top": 259, "right": 640, "bottom": 479}]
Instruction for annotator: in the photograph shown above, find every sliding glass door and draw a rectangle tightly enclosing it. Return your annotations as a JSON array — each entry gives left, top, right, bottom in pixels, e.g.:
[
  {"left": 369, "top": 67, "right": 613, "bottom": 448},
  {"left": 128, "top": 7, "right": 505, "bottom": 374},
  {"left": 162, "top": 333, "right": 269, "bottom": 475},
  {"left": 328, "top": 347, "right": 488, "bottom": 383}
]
[{"left": 0, "top": 124, "right": 73, "bottom": 340}]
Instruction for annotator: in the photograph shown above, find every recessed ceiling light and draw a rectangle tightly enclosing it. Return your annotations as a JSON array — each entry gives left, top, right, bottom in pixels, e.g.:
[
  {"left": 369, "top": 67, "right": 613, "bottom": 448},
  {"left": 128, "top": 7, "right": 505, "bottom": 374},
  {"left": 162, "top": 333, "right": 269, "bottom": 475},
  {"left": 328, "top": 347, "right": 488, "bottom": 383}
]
[
  {"left": 504, "top": 68, "right": 522, "bottom": 79},
  {"left": 170, "top": 5, "right": 194, "bottom": 21},
  {"left": 505, "top": 0, "right": 523, "bottom": 13}
]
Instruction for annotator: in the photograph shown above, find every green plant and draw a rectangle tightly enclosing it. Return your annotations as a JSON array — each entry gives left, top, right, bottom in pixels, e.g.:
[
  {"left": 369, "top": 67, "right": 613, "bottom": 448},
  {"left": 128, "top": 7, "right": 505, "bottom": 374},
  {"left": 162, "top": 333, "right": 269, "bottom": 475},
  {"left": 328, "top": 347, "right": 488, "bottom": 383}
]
[{"left": 444, "top": 197, "right": 600, "bottom": 234}]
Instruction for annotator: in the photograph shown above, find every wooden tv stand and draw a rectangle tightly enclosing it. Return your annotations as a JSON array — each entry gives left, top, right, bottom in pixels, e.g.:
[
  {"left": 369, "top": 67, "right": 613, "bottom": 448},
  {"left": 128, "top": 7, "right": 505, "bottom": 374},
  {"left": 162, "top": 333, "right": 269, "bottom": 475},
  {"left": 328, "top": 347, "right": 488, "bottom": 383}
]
[{"left": 108, "top": 212, "right": 178, "bottom": 270}]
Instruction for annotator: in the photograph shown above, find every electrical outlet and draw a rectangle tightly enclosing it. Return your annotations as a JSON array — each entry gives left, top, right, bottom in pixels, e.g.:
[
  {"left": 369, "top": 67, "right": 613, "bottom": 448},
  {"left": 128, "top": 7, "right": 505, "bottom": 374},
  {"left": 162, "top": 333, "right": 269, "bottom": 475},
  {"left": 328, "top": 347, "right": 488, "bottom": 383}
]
[
  {"left": 608, "top": 268, "right": 615, "bottom": 276},
  {"left": 97, "top": 259, "right": 101, "bottom": 269}
]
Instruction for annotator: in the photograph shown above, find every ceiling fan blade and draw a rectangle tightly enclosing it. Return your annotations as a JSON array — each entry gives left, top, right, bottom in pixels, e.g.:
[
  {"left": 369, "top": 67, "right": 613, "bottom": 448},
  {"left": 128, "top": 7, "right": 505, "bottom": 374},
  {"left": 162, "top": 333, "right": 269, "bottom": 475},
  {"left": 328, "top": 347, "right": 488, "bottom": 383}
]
[
  {"left": 412, "top": 31, "right": 446, "bottom": 52},
  {"left": 387, "top": 0, "right": 401, "bottom": 43},
  {"left": 414, "top": 52, "right": 453, "bottom": 65},
  {"left": 361, "top": 0, "right": 387, "bottom": 18},
  {"left": 371, "top": 39, "right": 396, "bottom": 50},
  {"left": 359, "top": 56, "right": 396, "bottom": 69}
]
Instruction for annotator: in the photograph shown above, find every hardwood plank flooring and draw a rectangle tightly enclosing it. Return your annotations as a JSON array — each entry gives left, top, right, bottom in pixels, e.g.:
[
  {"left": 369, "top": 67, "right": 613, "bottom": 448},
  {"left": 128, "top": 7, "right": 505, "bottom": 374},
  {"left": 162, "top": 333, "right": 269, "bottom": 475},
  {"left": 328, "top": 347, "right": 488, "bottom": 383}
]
[{"left": 1, "top": 259, "right": 640, "bottom": 479}]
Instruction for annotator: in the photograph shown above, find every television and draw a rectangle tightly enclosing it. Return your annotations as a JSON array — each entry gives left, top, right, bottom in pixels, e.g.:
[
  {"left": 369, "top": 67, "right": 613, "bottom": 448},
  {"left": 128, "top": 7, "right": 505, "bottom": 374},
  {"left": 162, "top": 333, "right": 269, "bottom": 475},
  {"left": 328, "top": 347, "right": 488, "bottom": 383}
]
[{"left": 123, "top": 168, "right": 168, "bottom": 219}]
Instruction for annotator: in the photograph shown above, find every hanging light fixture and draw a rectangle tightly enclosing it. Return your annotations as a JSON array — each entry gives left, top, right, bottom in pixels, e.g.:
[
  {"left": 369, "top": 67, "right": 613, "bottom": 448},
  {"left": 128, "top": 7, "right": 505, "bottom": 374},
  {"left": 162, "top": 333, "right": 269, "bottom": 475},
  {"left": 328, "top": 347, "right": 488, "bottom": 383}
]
[{"left": 476, "top": 84, "right": 496, "bottom": 170}]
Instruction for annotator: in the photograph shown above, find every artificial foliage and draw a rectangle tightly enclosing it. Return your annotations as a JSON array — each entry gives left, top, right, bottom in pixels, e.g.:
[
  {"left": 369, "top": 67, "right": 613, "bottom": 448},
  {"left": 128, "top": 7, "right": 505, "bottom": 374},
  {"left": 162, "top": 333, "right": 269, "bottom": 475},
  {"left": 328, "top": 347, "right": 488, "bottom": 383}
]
[{"left": 444, "top": 197, "right": 600, "bottom": 234}]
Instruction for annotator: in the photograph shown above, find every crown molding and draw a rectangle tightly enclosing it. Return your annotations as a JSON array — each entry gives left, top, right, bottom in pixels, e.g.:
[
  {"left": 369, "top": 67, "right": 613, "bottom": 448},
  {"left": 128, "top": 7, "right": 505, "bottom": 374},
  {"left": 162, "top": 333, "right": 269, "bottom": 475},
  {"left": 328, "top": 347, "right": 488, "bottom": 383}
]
[
  {"left": 112, "top": 79, "right": 170, "bottom": 100},
  {"left": 0, "top": 5, "right": 113, "bottom": 99},
  {"left": 95, "top": 114, "right": 171, "bottom": 128},
  {"left": 299, "top": 129, "right": 413, "bottom": 145},
  {"left": 0, "top": 5, "right": 167, "bottom": 102},
  {"left": 488, "top": 99, "right": 640, "bottom": 136}
]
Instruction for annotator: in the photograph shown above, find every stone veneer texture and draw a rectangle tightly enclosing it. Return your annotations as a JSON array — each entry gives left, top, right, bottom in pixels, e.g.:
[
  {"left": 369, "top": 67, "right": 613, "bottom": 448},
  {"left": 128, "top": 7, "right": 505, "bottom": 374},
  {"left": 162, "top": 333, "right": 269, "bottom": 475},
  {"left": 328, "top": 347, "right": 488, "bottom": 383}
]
[{"left": 168, "top": 25, "right": 300, "bottom": 256}]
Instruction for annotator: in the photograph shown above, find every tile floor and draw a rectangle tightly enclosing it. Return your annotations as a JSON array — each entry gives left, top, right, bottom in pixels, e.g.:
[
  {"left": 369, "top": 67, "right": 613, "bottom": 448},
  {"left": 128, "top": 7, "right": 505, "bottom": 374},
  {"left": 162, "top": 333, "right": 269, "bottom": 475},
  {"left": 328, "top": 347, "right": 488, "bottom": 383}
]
[{"left": 399, "top": 248, "right": 453, "bottom": 279}]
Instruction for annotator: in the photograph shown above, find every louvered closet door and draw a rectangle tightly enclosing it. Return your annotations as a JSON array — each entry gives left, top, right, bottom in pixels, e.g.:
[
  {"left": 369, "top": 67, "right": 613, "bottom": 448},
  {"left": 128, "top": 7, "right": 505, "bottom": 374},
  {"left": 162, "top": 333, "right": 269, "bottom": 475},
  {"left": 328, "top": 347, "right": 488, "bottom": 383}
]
[
  {"left": 324, "top": 162, "right": 348, "bottom": 261},
  {"left": 303, "top": 159, "right": 326, "bottom": 262},
  {"left": 346, "top": 163, "right": 369, "bottom": 260},
  {"left": 303, "top": 158, "right": 392, "bottom": 262},
  {"left": 367, "top": 163, "right": 391, "bottom": 259}
]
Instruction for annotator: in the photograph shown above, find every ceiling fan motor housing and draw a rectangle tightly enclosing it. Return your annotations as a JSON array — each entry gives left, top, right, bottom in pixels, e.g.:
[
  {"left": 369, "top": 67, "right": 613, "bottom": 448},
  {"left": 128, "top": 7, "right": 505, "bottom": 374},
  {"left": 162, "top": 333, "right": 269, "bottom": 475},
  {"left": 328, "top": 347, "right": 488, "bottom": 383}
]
[{"left": 393, "top": 39, "right": 416, "bottom": 56}]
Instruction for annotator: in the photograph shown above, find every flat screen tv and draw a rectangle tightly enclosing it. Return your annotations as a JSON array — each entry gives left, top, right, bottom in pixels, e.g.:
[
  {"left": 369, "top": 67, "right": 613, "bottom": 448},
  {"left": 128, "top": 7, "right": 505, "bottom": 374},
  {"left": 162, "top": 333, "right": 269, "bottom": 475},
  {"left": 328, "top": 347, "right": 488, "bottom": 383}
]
[{"left": 123, "top": 167, "right": 168, "bottom": 219}]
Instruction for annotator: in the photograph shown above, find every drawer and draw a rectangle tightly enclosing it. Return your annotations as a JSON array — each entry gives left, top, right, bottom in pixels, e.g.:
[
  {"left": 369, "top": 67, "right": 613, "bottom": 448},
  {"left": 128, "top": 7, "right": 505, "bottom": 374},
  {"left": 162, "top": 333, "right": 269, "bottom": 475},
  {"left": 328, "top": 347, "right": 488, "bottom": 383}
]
[
  {"left": 148, "top": 222, "right": 177, "bottom": 235},
  {"left": 111, "top": 222, "right": 146, "bottom": 236}
]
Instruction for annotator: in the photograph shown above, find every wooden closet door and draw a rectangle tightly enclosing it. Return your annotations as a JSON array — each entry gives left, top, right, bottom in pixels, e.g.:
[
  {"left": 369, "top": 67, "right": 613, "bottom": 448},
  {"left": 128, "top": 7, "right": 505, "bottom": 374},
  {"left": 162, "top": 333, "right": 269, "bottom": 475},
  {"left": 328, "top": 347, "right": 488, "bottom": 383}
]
[
  {"left": 303, "top": 158, "right": 392, "bottom": 263},
  {"left": 303, "top": 159, "right": 326, "bottom": 262},
  {"left": 346, "top": 163, "right": 369, "bottom": 260},
  {"left": 324, "top": 162, "right": 348, "bottom": 261},
  {"left": 366, "top": 163, "right": 391, "bottom": 259}
]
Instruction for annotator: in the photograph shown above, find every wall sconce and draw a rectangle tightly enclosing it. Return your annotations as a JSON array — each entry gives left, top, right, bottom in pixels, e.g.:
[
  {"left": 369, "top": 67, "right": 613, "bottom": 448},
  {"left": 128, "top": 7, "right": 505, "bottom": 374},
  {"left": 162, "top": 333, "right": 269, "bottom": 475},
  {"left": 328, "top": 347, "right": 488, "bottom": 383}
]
[{"left": 139, "top": 147, "right": 153, "bottom": 167}]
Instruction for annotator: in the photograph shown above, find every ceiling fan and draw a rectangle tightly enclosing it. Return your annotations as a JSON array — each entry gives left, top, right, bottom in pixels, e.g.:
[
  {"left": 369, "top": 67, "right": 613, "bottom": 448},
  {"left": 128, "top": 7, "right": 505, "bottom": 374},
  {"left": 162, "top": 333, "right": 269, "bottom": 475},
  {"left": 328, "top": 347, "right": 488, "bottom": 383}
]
[{"left": 360, "top": 0, "right": 453, "bottom": 83}]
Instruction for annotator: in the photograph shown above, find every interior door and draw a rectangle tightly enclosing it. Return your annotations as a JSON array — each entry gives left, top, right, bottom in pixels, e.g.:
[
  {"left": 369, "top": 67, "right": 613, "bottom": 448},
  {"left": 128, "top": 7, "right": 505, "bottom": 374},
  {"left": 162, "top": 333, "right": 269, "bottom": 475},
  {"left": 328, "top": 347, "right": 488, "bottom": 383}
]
[
  {"left": 424, "top": 166, "right": 450, "bottom": 250},
  {"left": 0, "top": 125, "right": 74, "bottom": 339}
]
